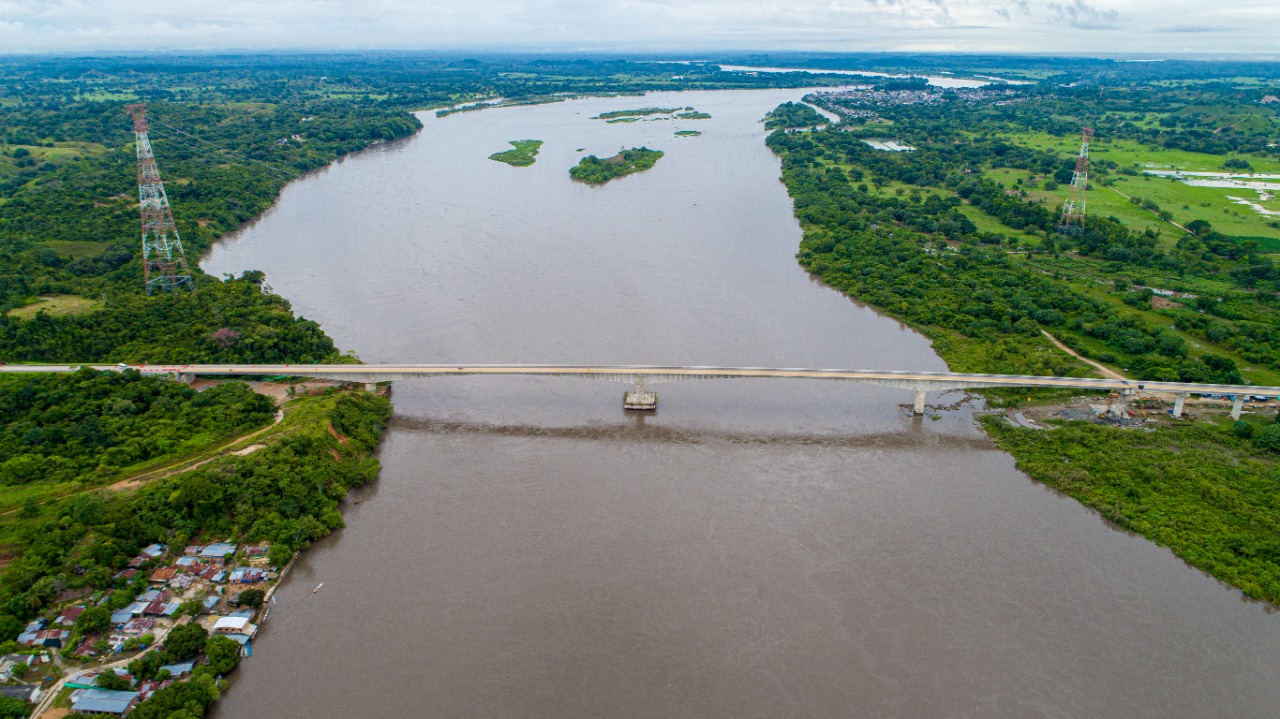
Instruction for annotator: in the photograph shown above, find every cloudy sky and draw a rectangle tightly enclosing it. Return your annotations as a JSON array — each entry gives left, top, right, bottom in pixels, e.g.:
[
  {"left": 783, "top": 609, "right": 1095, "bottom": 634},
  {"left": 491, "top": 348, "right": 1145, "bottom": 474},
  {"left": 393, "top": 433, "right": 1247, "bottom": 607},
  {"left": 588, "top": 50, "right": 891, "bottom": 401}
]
[{"left": 1, "top": 0, "right": 1276, "bottom": 56}]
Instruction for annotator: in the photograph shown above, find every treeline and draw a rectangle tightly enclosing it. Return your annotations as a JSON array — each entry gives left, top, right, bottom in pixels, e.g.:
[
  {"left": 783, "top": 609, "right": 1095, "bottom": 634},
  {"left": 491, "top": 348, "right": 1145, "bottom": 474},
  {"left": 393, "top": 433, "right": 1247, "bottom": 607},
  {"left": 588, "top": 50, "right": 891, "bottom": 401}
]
[
  {"left": 0, "top": 274, "right": 338, "bottom": 364},
  {"left": 0, "top": 369, "right": 274, "bottom": 487},
  {"left": 768, "top": 125, "right": 1252, "bottom": 383}
]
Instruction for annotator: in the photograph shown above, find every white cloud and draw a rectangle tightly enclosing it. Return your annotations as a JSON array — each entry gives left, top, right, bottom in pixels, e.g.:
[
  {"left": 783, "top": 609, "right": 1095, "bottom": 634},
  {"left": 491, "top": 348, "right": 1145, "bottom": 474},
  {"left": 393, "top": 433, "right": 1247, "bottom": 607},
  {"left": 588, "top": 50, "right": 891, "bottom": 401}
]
[
  {"left": 1047, "top": 0, "right": 1118, "bottom": 29},
  {"left": 0, "top": 0, "right": 1275, "bottom": 54}
]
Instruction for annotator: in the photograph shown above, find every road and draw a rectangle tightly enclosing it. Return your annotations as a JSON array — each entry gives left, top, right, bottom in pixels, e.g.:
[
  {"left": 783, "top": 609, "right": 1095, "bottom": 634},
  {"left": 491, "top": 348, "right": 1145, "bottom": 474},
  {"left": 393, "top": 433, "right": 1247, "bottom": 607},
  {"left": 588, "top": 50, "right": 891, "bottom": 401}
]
[{"left": 3, "top": 364, "right": 1279, "bottom": 398}]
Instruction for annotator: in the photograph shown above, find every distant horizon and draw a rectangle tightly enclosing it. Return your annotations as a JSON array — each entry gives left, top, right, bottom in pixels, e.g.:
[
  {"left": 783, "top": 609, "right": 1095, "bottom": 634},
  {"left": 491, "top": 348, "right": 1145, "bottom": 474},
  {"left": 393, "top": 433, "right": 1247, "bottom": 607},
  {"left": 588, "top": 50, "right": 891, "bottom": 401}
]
[
  {"left": 2, "top": 49, "right": 1279, "bottom": 63},
  {"left": 2, "top": 0, "right": 1278, "bottom": 57}
]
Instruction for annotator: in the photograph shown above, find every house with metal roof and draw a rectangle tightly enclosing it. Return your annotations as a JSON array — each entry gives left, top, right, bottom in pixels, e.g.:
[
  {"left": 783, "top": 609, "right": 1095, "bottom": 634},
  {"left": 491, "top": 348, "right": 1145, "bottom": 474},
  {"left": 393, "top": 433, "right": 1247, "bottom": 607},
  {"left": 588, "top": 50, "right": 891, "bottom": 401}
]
[
  {"left": 200, "top": 567, "right": 226, "bottom": 583},
  {"left": 121, "top": 617, "right": 156, "bottom": 635},
  {"left": 18, "top": 629, "right": 68, "bottom": 649},
  {"left": 70, "top": 687, "right": 140, "bottom": 716},
  {"left": 199, "top": 543, "right": 237, "bottom": 562},
  {"left": 57, "top": 606, "right": 86, "bottom": 626},
  {"left": 229, "top": 568, "right": 265, "bottom": 584},
  {"left": 212, "top": 616, "right": 257, "bottom": 637},
  {"left": 0, "top": 684, "right": 41, "bottom": 703},
  {"left": 149, "top": 567, "right": 177, "bottom": 584},
  {"left": 159, "top": 660, "right": 195, "bottom": 677}
]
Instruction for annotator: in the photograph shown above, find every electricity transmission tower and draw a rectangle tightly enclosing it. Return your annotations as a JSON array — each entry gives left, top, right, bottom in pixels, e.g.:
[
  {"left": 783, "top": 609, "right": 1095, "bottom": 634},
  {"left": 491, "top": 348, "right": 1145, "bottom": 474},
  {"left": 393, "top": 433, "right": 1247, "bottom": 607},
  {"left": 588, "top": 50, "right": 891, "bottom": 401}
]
[
  {"left": 1057, "top": 127, "right": 1093, "bottom": 236},
  {"left": 125, "top": 103, "right": 194, "bottom": 295}
]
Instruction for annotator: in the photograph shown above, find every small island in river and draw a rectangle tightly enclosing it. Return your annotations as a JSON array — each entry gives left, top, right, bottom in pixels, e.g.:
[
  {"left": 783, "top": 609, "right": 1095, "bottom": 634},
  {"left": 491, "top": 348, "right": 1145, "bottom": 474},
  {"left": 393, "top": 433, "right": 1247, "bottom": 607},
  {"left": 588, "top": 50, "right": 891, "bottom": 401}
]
[
  {"left": 569, "top": 147, "right": 664, "bottom": 184},
  {"left": 593, "top": 106, "right": 712, "bottom": 123},
  {"left": 489, "top": 139, "right": 543, "bottom": 166},
  {"left": 675, "top": 130, "right": 701, "bottom": 137}
]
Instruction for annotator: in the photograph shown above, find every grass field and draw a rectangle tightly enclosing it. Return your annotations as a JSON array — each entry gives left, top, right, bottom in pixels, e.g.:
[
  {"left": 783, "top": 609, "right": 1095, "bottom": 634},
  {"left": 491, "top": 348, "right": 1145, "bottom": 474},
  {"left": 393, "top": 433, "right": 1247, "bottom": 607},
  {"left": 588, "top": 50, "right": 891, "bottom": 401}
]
[
  {"left": 43, "top": 240, "right": 115, "bottom": 259},
  {"left": 6, "top": 295, "right": 103, "bottom": 320},
  {"left": 1010, "top": 130, "right": 1280, "bottom": 174},
  {"left": 990, "top": 132, "right": 1280, "bottom": 245},
  {"left": 0, "top": 141, "right": 108, "bottom": 180}
]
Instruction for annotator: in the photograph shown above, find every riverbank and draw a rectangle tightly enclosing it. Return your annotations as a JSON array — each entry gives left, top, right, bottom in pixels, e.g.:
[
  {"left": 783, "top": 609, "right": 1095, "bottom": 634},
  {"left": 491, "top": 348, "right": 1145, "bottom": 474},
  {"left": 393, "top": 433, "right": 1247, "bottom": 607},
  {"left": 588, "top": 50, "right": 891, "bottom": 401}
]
[
  {"left": 193, "top": 83, "right": 1280, "bottom": 717},
  {"left": 21, "top": 385, "right": 390, "bottom": 718},
  {"left": 765, "top": 117, "right": 1280, "bottom": 605}
]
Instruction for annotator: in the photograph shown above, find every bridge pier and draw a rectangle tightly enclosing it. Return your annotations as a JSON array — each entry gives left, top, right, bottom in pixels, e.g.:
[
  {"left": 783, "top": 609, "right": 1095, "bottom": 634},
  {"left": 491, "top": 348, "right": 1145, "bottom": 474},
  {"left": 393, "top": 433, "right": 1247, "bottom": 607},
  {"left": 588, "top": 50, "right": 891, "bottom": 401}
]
[
  {"left": 1172, "top": 392, "right": 1188, "bottom": 419},
  {"left": 175, "top": 373, "right": 194, "bottom": 385},
  {"left": 364, "top": 383, "right": 378, "bottom": 393},
  {"left": 1109, "top": 390, "right": 1130, "bottom": 419},
  {"left": 623, "top": 375, "right": 657, "bottom": 411},
  {"left": 1231, "top": 396, "right": 1245, "bottom": 421},
  {"left": 913, "top": 389, "right": 927, "bottom": 415}
]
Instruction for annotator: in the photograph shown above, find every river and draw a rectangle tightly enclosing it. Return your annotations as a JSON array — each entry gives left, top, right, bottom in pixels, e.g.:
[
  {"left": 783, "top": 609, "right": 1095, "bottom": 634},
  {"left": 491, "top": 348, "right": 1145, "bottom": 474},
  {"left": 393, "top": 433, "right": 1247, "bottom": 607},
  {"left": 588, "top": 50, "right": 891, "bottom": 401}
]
[{"left": 203, "top": 88, "right": 1280, "bottom": 718}]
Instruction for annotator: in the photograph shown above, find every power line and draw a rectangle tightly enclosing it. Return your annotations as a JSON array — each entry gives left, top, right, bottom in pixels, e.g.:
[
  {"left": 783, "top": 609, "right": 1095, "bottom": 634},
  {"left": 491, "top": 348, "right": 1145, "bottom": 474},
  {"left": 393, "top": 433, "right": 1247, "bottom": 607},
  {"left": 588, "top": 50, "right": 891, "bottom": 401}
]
[{"left": 146, "top": 117, "right": 300, "bottom": 184}]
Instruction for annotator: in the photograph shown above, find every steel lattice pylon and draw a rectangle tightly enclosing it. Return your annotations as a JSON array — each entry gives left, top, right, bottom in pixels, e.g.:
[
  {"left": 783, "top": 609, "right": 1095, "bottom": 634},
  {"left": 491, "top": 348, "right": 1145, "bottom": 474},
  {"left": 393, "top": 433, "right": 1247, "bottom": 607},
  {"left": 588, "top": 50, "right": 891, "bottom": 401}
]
[
  {"left": 1057, "top": 127, "right": 1094, "bottom": 236},
  {"left": 125, "top": 103, "right": 193, "bottom": 295}
]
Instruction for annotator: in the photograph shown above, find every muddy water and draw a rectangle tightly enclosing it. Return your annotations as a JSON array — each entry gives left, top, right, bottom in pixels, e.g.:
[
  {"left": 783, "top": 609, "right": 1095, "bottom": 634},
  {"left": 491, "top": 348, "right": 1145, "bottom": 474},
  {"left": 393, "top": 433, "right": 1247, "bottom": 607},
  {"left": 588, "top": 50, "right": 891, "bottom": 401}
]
[{"left": 203, "top": 89, "right": 1280, "bottom": 718}]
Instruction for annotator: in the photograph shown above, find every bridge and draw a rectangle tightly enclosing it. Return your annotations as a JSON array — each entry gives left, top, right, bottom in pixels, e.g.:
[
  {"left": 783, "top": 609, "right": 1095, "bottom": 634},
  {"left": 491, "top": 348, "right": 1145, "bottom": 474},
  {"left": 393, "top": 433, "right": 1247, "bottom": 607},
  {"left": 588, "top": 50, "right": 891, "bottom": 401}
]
[{"left": 4, "top": 364, "right": 1279, "bottom": 419}]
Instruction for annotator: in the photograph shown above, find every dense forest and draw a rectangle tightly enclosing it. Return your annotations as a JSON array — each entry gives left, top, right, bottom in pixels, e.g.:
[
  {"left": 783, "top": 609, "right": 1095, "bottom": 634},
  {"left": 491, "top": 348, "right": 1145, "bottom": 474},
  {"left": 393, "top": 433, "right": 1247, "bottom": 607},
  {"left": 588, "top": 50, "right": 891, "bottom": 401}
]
[{"left": 0, "top": 369, "right": 274, "bottom": 487}]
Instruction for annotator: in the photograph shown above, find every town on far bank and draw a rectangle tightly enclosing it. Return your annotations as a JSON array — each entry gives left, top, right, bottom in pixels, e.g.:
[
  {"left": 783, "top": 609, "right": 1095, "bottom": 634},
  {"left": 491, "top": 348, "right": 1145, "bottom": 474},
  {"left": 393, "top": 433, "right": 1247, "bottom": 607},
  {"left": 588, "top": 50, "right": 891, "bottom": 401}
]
[{"left": 2, "top": 540, "right": 290, "bottom": 718}]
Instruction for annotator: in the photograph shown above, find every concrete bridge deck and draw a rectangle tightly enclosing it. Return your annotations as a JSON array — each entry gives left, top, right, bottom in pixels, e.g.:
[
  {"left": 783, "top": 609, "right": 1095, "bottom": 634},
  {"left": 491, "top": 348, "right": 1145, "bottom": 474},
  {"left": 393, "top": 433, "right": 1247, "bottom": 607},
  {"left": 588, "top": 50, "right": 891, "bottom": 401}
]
[{"left": 5, "top": 363, "right": 1279, "bottom": 418}]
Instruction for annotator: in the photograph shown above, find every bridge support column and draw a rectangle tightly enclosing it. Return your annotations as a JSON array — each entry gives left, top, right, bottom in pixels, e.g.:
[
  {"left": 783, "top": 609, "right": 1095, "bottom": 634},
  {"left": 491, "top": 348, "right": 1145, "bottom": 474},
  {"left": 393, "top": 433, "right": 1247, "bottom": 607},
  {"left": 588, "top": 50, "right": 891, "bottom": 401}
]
[
  {"left": 623, "top": 375, "right": 657, "bottom": 411},
  {"left": 1231, "top": 396, "right": 1245, "bottom": 421},
  {"left": 175, "top": 373, "right": 194, "bottom": 385},
  {"left": 1109, "top": 390, "right": 1129, "bottom": 419},
  {"left": 913, "top": 389, "right": 927, "bottom": 415},
  {"left": 1172, "top": 392, "right": 1188, "bottom": 419},
  {"left": 364, "top": 383, "right": 377, "bottom": 393}
]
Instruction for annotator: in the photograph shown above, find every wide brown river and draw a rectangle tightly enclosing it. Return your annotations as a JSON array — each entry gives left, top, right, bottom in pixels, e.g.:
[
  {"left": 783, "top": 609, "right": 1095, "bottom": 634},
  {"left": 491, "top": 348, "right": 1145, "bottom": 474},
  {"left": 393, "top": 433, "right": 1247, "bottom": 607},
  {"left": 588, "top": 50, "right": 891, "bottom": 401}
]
[{"left": 203, "top": 89, "right": 1280, "bottom": 717}]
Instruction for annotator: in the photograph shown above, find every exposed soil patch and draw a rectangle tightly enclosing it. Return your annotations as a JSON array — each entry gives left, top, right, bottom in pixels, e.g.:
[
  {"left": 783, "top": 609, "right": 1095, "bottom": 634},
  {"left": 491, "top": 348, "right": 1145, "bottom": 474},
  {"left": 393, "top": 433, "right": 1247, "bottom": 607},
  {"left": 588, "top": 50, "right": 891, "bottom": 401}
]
[{"left": 328, "top": 424, "right": 350, "bottom": 445}]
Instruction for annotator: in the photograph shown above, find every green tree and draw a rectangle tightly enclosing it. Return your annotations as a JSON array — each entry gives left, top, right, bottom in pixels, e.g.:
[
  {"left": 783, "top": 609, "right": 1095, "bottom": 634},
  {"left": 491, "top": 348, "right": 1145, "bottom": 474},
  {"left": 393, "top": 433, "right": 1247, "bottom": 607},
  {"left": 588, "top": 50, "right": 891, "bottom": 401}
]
[
  {"left": 203, "top": 635, "right": 241, "bottom": 675},
  {"left": 0, "top": 695, "right": 30, "bottom": 719},
  {"left": 0, "top": 616, "right": 22, "bottom": 642},
  {"left": 266, "top": 544, "right": 293, "bottom": 568},
  {"left": 176, "top": 598, "right": 205, "bottom": 617},
  {"left": 161, "top": 622, "right": 207, "bottom": 662},
  {"left": 75, "top": 606, "right": 111, "bottom": 635},
  {"left": 1255, "top": 424, "right": 1280, "bottom": 453},
  {"left": 95, "top": 672, "right": 133, "bottom": 691},
  {"left": 235, "top": 589, "right": 265, "bottom": 609}
]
